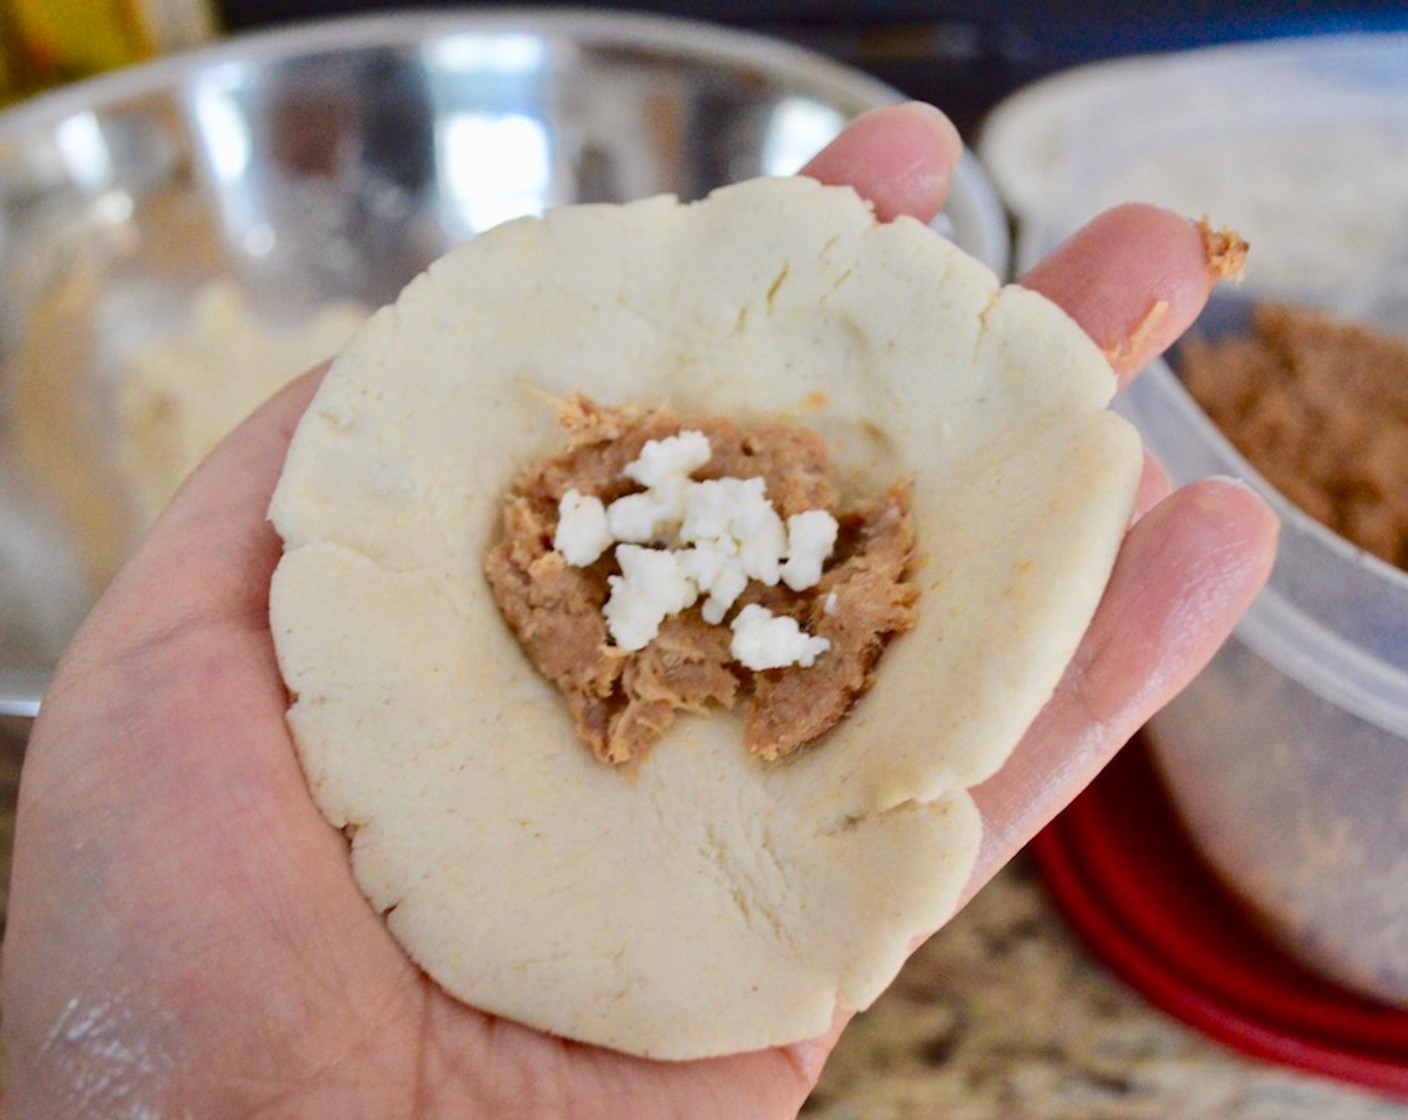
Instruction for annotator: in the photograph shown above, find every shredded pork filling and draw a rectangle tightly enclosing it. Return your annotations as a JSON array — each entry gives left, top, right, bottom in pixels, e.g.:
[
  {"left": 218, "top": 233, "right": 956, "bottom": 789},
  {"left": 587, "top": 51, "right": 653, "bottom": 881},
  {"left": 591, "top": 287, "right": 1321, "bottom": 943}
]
[{"left": 484, "top": 395, "right": 917, "bottom": 764}]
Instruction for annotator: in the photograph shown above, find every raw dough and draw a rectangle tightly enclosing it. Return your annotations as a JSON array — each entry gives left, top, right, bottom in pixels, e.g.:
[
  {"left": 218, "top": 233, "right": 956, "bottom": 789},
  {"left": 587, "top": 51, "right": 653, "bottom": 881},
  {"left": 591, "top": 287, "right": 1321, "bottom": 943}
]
[{"left": 268, "top": 176, "right": 1141, "bottom": 1059}]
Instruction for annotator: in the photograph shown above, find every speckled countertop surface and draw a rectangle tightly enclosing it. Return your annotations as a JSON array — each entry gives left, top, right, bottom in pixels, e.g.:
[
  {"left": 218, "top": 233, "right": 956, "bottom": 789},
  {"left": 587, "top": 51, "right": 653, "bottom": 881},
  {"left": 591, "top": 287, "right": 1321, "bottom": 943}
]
[
  {"left": 0, "top": 719, "right": 1402, "bottom": 1117},
  {"left": 806, "top": 856, "right": 1408, "bottom": 1119}
]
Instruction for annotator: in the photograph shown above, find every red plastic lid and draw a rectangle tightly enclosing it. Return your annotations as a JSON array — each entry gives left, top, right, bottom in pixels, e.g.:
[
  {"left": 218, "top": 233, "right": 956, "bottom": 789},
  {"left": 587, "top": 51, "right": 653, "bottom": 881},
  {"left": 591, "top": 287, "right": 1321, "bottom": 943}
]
[{"left": 1031, "top": 738, "right": 1408, "bottom": 1099}]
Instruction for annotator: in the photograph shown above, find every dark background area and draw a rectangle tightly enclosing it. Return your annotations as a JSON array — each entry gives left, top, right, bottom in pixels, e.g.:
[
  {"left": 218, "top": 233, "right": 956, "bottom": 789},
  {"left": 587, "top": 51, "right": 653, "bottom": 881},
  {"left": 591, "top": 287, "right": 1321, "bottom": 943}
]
[{"left": 214, "top": 1, "right": 1408, "bottom": 136}]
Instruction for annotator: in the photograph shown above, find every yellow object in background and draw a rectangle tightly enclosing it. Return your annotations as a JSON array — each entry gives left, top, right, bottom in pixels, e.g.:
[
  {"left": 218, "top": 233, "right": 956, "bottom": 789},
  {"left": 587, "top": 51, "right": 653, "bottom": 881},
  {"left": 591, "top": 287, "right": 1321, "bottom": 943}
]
[{"left": 0, "top": 0, "right": 218, "bottom": 103}]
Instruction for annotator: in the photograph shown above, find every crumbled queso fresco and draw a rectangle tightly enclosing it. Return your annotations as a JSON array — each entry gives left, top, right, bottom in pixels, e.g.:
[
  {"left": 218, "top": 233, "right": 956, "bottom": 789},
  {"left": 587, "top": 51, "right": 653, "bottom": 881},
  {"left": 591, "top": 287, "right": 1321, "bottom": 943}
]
[
  {"left": 553, "top": 428, "right": 838, "bottom": 669},
  {"left": 484, "top": 395, "right": 917, "bottom": 765}
]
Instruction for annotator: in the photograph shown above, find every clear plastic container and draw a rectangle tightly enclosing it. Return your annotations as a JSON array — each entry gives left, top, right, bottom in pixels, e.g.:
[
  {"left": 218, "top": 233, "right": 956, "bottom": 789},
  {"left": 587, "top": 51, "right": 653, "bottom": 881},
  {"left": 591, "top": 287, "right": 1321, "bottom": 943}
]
[
  {"left": 1123, "top": 304, "right": 1408, "bottom": 1007},
  {"left": 1012, "top": 33, "right": 1408, "bottom": 1007},
  {"left": 994, "top": 33, "right": 1408, "bottom": 294}
]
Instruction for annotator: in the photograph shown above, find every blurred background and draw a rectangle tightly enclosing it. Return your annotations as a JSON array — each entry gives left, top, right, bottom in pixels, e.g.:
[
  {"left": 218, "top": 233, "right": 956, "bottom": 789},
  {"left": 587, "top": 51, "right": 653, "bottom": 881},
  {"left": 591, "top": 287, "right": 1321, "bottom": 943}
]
[
  {"left": 7, "top": 1, "right": 1408, "bottom": 134},
  {"left": 216, "top": 0, "right": 1408, "bottom": 136}
]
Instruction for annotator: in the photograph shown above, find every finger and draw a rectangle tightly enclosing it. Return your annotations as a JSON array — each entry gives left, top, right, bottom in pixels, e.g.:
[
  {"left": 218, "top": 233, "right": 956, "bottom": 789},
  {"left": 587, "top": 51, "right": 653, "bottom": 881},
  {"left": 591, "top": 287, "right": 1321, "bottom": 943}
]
[
  {"left": 961, "top": 476, "right": 1279, "bottom": 906},
  {"left": 1134, "top": 451, "right": 1173, "bottom": 523},
  {"left": 159, "top": 359, "right": 329, "bottom": 551},
  {"left": 800, "top": 101, "right": 963, "bottom": 224},
  {"left": 1022, "top": 203, "right": 1227, "bottom": 386}
]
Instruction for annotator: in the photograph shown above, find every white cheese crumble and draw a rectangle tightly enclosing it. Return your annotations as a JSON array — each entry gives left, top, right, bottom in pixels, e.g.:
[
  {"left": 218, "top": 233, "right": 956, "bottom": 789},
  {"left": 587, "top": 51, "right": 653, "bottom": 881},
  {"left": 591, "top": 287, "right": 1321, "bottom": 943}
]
[
  {"left": 678, "top": 542, "right": 749, "bottom": 625},
  {"left": 680, "top": 477, "right": 787, "bottom": 588},
  {"left": 623, "top": 429, "right": 712, "bottom": 488},
  {"left": 782, "top": 510, "right": 840, "bottom": 592},
  {"left": 555, "top": 430, "right": 837, "bottom": 666},
  {"left": 603, "top": 545, "right": 699, "bottom": 652},
  {"left": 729, "top": 604, "right": 831, "bottom": 670},
  {"left": 608, "top": 473, "right": 692, "bottom": 544},
  {"left": 553, "top": 489, "right": 613, "bottom": 566}
]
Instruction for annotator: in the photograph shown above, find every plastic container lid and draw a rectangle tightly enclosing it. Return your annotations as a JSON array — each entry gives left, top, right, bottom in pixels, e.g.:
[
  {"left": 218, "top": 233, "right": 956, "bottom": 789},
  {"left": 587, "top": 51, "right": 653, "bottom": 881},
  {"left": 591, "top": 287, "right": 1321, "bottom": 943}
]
[{"left": 1032, "top": 738, "right": 1408, "bottom": 1099}]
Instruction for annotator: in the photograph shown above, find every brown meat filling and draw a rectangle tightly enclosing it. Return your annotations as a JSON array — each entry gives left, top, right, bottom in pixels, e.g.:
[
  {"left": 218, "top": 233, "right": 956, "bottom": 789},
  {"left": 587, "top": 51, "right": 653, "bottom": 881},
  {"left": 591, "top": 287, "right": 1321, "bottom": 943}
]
[
  {"left": 484, "top": 395, "right": 916, "bottom": 765},
  {"left": 1197, "top": 218, "right": 1249, "bottom": 283},
  {"left": 1181, "top": 304, "right": 1408, "bottom": 569}
]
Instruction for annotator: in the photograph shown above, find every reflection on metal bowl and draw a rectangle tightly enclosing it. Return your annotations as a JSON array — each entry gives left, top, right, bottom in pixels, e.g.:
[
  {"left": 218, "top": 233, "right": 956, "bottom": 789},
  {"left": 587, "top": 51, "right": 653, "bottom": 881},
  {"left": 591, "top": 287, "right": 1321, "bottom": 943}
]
[{"left": 0, "top": 9, "right": 1009, "bottom": 718}]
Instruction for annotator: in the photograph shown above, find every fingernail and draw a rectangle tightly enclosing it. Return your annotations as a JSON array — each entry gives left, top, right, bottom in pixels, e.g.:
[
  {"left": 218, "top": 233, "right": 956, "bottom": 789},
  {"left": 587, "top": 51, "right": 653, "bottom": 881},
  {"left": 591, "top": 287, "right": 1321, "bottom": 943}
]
[{"left": 899, "top": 100, "right": 962, "bottom": 142}]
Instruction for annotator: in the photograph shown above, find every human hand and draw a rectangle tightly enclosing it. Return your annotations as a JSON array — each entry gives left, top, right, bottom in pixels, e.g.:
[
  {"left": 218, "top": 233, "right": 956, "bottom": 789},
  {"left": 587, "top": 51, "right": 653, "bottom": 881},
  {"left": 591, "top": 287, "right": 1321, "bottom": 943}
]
[{"left": 1, "top": 103, "right": 1277, "bottom": 1120}]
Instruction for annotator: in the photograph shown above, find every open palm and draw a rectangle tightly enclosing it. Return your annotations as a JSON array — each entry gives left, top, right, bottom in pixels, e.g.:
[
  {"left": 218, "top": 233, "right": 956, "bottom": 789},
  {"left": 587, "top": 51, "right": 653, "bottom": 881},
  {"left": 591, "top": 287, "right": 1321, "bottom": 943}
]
[{"left": 2, "top": 104, "right": 1277, "bottom": 1120}]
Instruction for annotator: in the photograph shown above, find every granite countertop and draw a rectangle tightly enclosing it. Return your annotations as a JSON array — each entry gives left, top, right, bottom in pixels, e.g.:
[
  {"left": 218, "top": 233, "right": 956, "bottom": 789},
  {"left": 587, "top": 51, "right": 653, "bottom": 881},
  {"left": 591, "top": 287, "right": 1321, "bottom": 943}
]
[
  {"left": 0, "top": 720, "right": 1401, "bottom": 1116},
  {"left": 806, "top": 855, "right": 1408, "bottom": 1119}
]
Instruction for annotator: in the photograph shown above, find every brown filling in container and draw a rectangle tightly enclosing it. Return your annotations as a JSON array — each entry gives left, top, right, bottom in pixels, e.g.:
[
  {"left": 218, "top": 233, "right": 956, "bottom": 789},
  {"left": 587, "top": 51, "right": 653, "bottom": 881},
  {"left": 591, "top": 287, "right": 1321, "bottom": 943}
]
[{"left": 1181, "top": 303, "right": 1408, "bottom": 569}]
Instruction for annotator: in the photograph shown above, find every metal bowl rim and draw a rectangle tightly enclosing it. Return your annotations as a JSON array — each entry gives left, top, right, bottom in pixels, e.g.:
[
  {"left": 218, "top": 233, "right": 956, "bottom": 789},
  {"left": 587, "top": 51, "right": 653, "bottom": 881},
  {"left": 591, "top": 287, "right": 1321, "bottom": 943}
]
[{"left": 0, "top": 7, "right": 911, "bottom": 135}]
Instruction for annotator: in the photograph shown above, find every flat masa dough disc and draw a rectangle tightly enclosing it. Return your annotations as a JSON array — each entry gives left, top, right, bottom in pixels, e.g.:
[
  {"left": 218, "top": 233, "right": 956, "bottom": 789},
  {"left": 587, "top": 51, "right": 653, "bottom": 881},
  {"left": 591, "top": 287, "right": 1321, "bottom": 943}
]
[{"left": 268, "top": 176, "right": 1141, "bottom": 1059}]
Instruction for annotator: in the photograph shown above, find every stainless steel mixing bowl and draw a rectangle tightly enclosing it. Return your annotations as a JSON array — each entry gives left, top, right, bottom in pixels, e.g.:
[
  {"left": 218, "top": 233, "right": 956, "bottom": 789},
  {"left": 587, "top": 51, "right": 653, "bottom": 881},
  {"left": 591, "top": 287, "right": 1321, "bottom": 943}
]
[{"left": 0, "top": 9, "right": 1009, "bottom": 718}]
